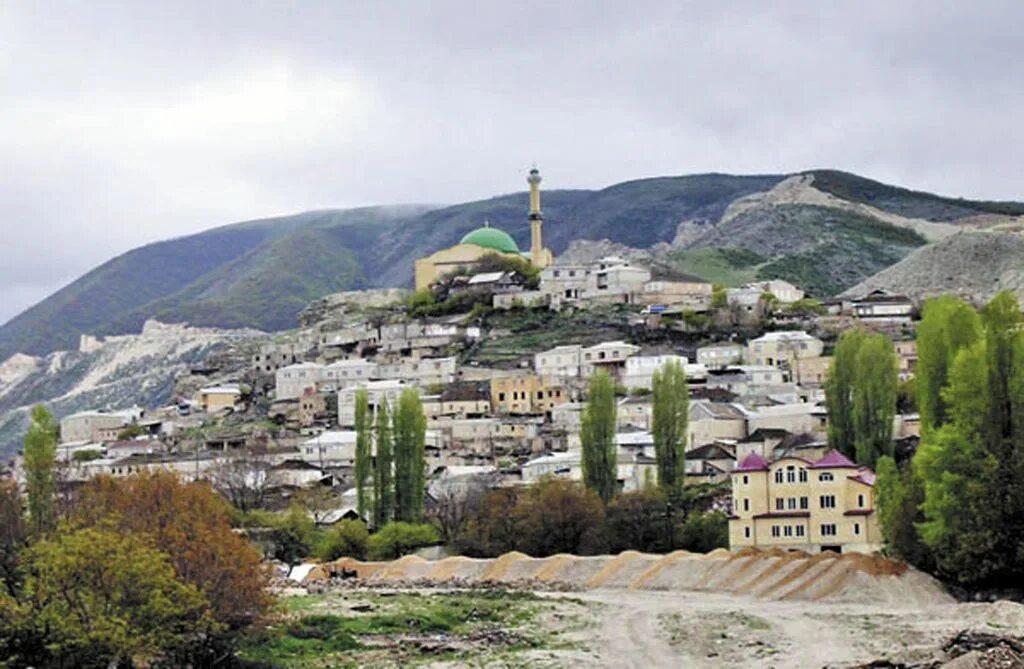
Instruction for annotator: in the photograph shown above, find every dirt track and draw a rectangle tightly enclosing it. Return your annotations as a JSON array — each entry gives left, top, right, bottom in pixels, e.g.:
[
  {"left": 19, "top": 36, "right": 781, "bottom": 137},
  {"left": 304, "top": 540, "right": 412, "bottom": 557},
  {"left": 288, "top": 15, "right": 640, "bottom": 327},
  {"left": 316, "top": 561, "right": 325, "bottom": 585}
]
[{"left": 550, "top": 590, "right": 1024, "bottom": 668}]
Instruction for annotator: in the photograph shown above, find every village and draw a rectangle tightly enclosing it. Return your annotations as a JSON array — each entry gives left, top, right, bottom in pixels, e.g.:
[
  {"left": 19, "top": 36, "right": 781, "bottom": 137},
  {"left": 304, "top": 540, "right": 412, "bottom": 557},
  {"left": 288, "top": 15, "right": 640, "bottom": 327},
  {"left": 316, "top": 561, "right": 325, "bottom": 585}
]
[{"left": 25, "top": 168, "right": 923, "bottom": 558}]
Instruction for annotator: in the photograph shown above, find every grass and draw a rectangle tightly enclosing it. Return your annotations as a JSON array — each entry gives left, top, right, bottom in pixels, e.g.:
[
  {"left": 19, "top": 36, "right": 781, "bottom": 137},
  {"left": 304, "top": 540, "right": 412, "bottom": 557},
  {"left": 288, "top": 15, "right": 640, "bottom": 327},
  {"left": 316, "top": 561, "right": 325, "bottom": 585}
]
[
  {"left": 238, "top": 590, "right": 580, "bottom": 668},
  {"left": 661, "top": 248, "right": 763, "bottom": 286}
]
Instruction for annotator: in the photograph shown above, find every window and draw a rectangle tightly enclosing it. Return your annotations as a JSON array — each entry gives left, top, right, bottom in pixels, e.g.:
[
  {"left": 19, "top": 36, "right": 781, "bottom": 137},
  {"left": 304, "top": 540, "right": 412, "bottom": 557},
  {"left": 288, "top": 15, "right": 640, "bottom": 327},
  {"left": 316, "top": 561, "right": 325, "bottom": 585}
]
[
  {"left": 743, "top": 498, "right": 750, "bottom": 512},
  {"left": 799, "top": 468, "right": 808, "bottom": 483},
  {"left": 819, "top": 472, "right": 834, "bottom": 482},
  {"left": 858, "top": 494, "right": 865, "bottom": 507},
  {"left": 787, "top": 497, "right": 797, "bottom": 510},
  {"left": 854, "top": 523, "right": 861, "bottom": 536},
  {"left": 774, "top": 470, "right": 784, "bottom": 484},
  {"left": 821, "top": 524, "right": 837, "bottom": 537},
  {"left": 771, "top": 526, "right": 781, "bottom": 538},
  {"left": 784, "top": 526, "right": 793, "bottom": 537},
  {"left": 796, "top": 525, "right": 805, "bottom": 537},
  {"left": 800, "top": 496, "right": 809, "bottom": 510},
  {"left": 744, "top": 527, "right": 751, "bottom": 539},
  {"left": 775, "top": 498, "right": 784, "bottom": 511},
  {"left": 786, "top": 466, "right": 796, "bottom": 483},
  {"left": 537, "top": 391, "right": 544, "bottom": 399},
  {"left": 820, "top": 495, "right": 837, "bottom": 509},
  {"left": 742, "top": 475, "right": 749, "bottom": 485}
]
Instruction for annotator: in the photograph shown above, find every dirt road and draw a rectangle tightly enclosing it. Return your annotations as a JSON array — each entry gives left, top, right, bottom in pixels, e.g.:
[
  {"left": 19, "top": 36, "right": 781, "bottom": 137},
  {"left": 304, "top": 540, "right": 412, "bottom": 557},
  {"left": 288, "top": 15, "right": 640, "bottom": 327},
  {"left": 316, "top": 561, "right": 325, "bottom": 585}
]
[{"left": 552, "top": 590, "right": 1024, "bottom": 668}]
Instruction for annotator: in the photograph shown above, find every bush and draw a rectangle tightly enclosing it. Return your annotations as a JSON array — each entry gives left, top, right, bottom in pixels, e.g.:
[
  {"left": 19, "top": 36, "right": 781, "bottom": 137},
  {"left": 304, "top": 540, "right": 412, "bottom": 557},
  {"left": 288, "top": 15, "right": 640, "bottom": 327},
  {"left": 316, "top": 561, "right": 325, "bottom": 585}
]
[
  {"left": 71, "top": 449, "right": 103, "bottom": 463},
  {"left": 266, "top": 506, "right": 321, "bottom": 565},
  {"left": 316, "top": 520, "right": 369, "bottom": 561},
  {"left": 367, "top": 522, "right": 439, "bottom": 560},
  {"left": 676, "top": 511, "right": 729, "bottom": 553},
  {"left": 607, "top": 488, "right": 670, "bottom": 553}
]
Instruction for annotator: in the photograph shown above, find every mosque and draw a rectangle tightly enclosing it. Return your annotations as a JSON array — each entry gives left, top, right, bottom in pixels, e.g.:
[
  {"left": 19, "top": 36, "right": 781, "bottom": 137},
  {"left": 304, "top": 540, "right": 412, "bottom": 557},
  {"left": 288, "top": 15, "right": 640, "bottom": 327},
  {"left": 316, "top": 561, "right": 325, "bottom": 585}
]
[{"left": 414, "top": 167, "right": 554, "bottom": 291}]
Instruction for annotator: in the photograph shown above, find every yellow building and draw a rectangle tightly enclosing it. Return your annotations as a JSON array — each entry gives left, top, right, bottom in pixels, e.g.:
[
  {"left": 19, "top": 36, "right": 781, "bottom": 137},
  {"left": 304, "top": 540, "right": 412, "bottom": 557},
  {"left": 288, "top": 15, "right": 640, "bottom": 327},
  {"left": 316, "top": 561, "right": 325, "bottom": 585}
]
[
  {"left": 490, "top": 373, "right": 567, "bottom": 415},
  {"left": 414, "top": 167, "right": 553, "bottom": 290},
  {"left": 728, "top": 450, "right": 881, "bottom": 554},
  {"left": 198, "top": 386, "right": 242, "bottom": 413}
]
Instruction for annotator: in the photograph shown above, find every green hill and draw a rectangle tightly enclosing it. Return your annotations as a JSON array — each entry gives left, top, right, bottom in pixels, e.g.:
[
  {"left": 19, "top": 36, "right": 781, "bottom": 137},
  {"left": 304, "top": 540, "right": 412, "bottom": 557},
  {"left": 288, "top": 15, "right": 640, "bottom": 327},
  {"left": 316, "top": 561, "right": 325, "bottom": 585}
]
[{"left": 1, "top": 170, "right": 1021, "bottom": 360}]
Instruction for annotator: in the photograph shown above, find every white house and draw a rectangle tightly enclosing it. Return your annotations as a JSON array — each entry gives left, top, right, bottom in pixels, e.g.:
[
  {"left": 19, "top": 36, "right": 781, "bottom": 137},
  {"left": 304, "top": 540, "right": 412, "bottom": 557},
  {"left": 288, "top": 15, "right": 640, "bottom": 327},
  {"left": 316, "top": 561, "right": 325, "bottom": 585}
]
[
  {"left": 337, "top": 380, "right": 411, "bottom": 426},
  {"left": 620, "top": 355, "right": 706, "bottom": 390},
  {"left": 697, "top": 342, "right": 745, "bottom": 369},
  {"left": 275, "top": 362, "right": 326, "bottom": 401},
  {"left": 747, "top": 331, "right": 824, "bottom": 368},
  {"left": 535, "top": 345, "right": 582, "bottom": 379},
  {"left": 298, "top": 431, "right": 359, "bottom": 465}
]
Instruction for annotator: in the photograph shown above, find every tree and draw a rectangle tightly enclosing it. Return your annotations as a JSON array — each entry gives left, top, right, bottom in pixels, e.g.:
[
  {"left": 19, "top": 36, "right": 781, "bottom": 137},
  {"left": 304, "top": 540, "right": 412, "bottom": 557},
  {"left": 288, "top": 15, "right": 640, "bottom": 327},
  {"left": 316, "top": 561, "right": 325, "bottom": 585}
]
[
  {"left": 367, "top": 522, "right": 439, "bottom": 560},
  {"left": 295, "top": 485, "right": 338, "bottom": 525},
  {"left": 852, "top": 335, "right": 898, "bottom": 468},
  {"left": 710, "top": 284, "right": 728, "bottom": 310},
  {"left": 677, "top": 511, "right": 729, "bottom": 553},
  {"left": 825, "top": 329, "right": 868, "bottom": 460},
  {"left": 372, "top": 398, "right": 395, "bottom": 527},
  {"left": 22, "top": 405, "right": 57, "bottom": 537},
  {"left": 0, "top": 480, "right": 26, "bottom": 597},
  {"left": 652, "top": 360, "right": 689, "bottom": 500},
  {"left": 393, "top": 388, "right": 427, "bottom": 523},
  {"left": 581, "top": 370, "right": 618, "bottom": 503},
  {"left": 456, "top": 488, "right": 522, "bottom": 557},
  {"left": 512, "top": 478, "right": 607, "bottom": 557},
  {"left": 606, "top": 488, "right": 669, "bottom": 553},
  {"left": 317, "top": 519, "right": 369, "bottom": 561},
  {"left": 874, "top": 456, "right": 931, "bottom": 569},
  {"left": 18, "top": 527, "right": 213, "bottom": 669},
  {"left": 209, "top": 451, "right": 270, "bottom": 512},
  {"left": 354, "top": 388, "right": 372, "bottom": 518},
  {"left": 915, "top": 295, "right": 981, "bottom": 433},
  {"left": 73, "top": 472, "right": 271, "bottom": 628}
]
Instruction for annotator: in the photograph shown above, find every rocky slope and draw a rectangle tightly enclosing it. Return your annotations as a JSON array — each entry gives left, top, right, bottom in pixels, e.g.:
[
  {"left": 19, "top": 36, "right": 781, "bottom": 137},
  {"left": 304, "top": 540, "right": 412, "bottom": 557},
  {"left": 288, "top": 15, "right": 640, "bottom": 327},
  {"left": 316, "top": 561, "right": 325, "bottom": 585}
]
[
  {"left": 0, "top": 320, "right": 264, "bottom": 461},
  {"left": 842, "top": 231, "right": 1024, "bottom": 304},
  {"left": 3, "top": 170, "right": 1022, "bottom": 361}
]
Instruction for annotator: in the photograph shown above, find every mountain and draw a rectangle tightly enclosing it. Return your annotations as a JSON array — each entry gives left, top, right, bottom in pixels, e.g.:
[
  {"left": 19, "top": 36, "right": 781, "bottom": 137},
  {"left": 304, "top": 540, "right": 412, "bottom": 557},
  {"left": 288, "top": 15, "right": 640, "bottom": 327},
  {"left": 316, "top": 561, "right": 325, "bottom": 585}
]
[
  {"left": 3, "top": 170, "right": 1023, "bottom": 361},
  {"left": 843, "top": 230, "right": 1024, "bottom": 304}
]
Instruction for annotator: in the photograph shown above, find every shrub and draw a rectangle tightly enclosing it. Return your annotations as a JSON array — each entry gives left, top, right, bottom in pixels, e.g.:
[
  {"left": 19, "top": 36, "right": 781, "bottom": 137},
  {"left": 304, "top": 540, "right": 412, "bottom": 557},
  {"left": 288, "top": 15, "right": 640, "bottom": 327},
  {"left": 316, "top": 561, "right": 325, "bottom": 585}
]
[
  {"left": 367, "top": 522, "right": 439, "bottom": 560},
  {"left": 676, "top": 511, "right": 729, "bottom": 553},
  {"left": 316, "top": 520, "right": 369, "bottom": 561}
]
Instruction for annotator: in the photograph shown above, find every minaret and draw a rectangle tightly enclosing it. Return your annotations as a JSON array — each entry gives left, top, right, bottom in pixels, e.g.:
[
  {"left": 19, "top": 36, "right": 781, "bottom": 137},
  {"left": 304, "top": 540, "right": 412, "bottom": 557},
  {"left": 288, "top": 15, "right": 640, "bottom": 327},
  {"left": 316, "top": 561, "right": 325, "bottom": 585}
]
[{"left": 528, "top": 167, "right": 546, "bottom": 267}]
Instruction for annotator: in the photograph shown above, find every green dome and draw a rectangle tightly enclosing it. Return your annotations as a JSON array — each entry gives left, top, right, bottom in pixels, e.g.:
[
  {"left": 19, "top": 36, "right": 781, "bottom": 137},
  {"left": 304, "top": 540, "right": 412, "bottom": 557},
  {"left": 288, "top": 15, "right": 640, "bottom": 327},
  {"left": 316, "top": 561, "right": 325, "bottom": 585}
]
[{"left": 460, "top": 226, "right": 520, "bottom": 254}]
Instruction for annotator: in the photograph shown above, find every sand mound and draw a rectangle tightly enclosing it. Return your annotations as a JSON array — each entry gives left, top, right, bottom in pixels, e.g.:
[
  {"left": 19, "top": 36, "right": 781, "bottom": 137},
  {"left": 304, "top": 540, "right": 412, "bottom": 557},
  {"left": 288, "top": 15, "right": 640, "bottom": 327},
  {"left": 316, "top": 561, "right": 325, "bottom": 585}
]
[{"left": 312, "top": 548, "right": 953, "bottom": 604}]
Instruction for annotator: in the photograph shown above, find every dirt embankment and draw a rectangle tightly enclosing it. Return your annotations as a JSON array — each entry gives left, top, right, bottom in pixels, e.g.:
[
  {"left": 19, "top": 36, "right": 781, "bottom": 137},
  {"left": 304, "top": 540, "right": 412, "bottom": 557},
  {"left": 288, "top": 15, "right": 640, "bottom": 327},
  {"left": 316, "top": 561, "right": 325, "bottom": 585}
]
[{"left": 308, "top": 547, "right": 952, "bottom": 606}]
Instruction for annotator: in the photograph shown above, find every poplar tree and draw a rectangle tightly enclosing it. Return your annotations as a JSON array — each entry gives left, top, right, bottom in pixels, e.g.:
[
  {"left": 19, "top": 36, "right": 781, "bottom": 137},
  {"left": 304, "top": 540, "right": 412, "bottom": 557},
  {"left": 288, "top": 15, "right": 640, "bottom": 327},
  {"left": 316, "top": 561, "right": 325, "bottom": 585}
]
[
  {"left": 372, "top": 399, "right": 394, "bottom": 528},
  {"left": 852, "top": 335, "right": 898, "bottom": 468},
  {"left": 392, "top": 388, "right": 427, "bottom": 523},
  {"left": 353, "top": 389, "right": 372, "bottom": 518},
  {"left": 652, "top": 360, "right": 689, "bottom": 500},
  {"left": 915, "top": 295, "right": 981, "bottom": 433},
  {"left": 824, "top": 328, "right": 867, "bottom": 460},
  {"left": 580, "top": 371, "right": 618, "bottom": 503},
  {"left": 23, "top": 405, "right": 58, "bottom": 536}
]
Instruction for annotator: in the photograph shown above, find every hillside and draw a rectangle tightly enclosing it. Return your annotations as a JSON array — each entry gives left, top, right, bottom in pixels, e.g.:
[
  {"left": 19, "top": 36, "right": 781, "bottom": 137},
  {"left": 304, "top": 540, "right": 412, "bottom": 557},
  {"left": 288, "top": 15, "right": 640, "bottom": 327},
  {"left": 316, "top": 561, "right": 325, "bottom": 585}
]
[
  {"left": 843, "top": 230, "right": 1024, "bottom": 303},
  {"left": 2, "top": 170, "right": 1022, "bottom": 361}
]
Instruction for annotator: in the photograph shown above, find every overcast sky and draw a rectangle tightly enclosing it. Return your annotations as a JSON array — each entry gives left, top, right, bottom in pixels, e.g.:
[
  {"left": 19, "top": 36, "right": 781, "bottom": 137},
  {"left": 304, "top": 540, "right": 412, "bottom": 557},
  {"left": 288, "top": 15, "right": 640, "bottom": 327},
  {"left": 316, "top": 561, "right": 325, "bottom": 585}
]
[{"left": 2, "top": 1, "right": 1022, "bottom": 324}]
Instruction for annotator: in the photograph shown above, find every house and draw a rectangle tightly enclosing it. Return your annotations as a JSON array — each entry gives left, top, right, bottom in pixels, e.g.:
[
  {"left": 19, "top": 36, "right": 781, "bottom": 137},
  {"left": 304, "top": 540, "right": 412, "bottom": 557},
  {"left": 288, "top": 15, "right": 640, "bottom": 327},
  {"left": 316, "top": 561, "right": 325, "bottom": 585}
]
[
  {"left": 252, "top": 341, "right": 306, "bottom": 375},
  {"left": 535, "top": 345, "right": 583, "bottom": 379},
  {"left": 851, "top": 290, "right": 915, "bottom": 325},
  {"left": 744, "top": 402, "right": 828, "bottom": 436},
  {"left": 617, "top": 396, "right": 654, "bottom": 430},
  {"left": 636, "top": 280, "right": 712, "bottom": 311},
  {"left": 439, "top": 381, "right": 491, "bottom": 418},
  {"left": 59, "top": 408, "right": 141, "bottom": 444},
  {"left": 747, "top": 331, "right": 824, "bottom": 368},
  {"left": 620, "top": 355, "right": 706, "bottom": 391},
  {"left": 298, "top": 431, "right": 359, "bottom": 466},
  {"left": 705, "top": 365, "right": 791, "bottom": 397},
  {"left": 735, "top": 428, "right": 794, "bottom": 461},
  {"left": 895, "top": 340, "right": 917, "bottom": 378},
  {"left": 688, "top": 401, "right": 747, "bottom": 448},
  {"left": 728, "top": 450, "right": 881, "bottom": 554},
  {"left": 198, "top": 385, "right": 242, "bottom": 413},
  {"left": 276, "top": 362, "right": 326, "bottom": 401},
  {"left": 697, "top": 342, "right": 745, "bottom": 369},
  {"left": 337, "top": 380, "right": 410, "bottom": 426},
  {"left": 376, "top": 357, "right": 457, "bottom": 387},
  {"left": 580, "top": 341, "right": 640, "bottom": 378},
  {"left": 794, "top": 355, "right": 831, "bottom": 386},
  {"left": 520, "top": 449, "right": 657, "bottom": 493},
  {"left": 684, "top": 441, "right": 736, "bottom": 484},
  {"left": 269, "top": 459, "right": 327, "bottom": 488},
  {"left": 298, "top": 389, "right": 333, "bottom": 429},
  {"left": 321, "top": 359, "right": 379, "bottom": 389},
  {"left": 490, "top": 373, "right": 567, "bottom": 415}
]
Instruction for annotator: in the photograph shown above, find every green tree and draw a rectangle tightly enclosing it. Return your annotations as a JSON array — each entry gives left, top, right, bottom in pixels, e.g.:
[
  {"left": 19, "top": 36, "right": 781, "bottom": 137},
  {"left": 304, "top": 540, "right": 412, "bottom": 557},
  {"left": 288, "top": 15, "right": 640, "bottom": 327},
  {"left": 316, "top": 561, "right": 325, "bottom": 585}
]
[
  {"left": 852, "top": 334, "right": 898, "bottom": 468},
  {"left": 513, "top": 478, "right": 608, "bottom": 557},
  {"left": 372, "top": 399, "right": 394, "bottom": 527},
  {"left": 18, "top": 527, "right": 213, "bottom": 668},
  {"left": 0, "top": 481, "right": 26, "bottom": 597},
  {"left": 825, "top": 329, "right": 868, "bottom": 460},
  {"left": 316, "top": 519, "right": 369, "bottom": 561},
  {"left": 22, "top": 405, "right": 57, "bottom": 537},
  {"left": 353, "top": 388, "right": 372, "bottom": 518},
  {"left": 710, "top": 284, "right": 728, "bottom": 310},
  {"left": 915, "top": 295, "right": 981, "bottom": 433},
  {"left": 367, "top": 522, "right": 439, "bottom": 560},
  {"left": 606, "top": 488, "right": 669, "bottom": 553},
  {"left": 393, "top": 389, "right": 427, "bottom": 523},
  {"left": 580, "top": 371, "right": 618, "bottom": 503},
  {"left": 875, "top": 456, "right": 931, "bottom": 568},
  {"left": 652, "top": 360, "right": 690, "bottom": 500}
]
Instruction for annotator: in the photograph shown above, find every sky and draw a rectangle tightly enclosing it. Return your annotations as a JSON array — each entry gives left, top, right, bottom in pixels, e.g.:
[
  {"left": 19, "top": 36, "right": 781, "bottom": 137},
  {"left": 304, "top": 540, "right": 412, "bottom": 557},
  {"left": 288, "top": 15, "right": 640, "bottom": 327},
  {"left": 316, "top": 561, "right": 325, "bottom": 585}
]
[{"left": 2, "top": 1, "right": 1023, "bottom": 325}]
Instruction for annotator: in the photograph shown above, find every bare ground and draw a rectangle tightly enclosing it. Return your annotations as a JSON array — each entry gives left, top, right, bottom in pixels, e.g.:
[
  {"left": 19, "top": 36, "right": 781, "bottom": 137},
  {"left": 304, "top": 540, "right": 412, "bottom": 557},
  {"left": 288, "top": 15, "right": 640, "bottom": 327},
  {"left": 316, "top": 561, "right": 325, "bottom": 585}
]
[{"left": 546, "top": 590, "right": 1024, "bottom": 669}]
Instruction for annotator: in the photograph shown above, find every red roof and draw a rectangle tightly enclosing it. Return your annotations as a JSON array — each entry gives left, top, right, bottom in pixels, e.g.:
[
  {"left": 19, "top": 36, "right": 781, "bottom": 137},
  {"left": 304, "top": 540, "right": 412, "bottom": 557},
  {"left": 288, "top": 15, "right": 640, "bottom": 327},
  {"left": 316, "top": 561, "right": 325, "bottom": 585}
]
[
  {"left": 808, "top": 449, "right": 858, "bottom": 469},
  {"left": 734, "top": 453, "right": 770, "bottom": 472},
  {"left": 848, "top": 470, "right": 877, "bottom": 486}
]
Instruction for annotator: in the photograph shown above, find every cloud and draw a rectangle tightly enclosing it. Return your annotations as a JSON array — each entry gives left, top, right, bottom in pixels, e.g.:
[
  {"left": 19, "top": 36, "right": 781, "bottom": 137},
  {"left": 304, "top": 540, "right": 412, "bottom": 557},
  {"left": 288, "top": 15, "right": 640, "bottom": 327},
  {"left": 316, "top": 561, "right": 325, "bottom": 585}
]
[{"left": 2, "top": 1, "right": 1023, "bottom": 323}]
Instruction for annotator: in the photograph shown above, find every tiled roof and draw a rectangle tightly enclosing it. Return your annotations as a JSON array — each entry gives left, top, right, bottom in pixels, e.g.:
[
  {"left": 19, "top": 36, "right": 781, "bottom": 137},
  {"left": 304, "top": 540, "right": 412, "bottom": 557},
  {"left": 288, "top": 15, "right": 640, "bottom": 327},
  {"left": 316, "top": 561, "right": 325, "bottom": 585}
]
[
  {"left": 734, "top": 453, "right": 770, "bottom": 472},
  {"left": 808, "top": 450, "right": 858, "bottom": 469},
  {"left": 849, "top": 470, "right": 877, "bottom": 486}
]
